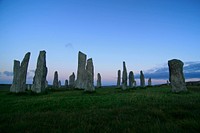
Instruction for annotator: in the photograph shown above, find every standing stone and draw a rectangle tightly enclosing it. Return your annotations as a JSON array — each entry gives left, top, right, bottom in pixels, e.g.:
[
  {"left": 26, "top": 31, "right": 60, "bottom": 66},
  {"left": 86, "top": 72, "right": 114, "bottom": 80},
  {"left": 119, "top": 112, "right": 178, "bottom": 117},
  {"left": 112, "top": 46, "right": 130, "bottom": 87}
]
[
  {"left": 129, "top": 71, "right": 134, "bottom": 88},
  {"left": 84, "top": 58, "right": 95, "bottom": 92},
  {"left": 10, "top": 60, "right": 20, "bottom": 93},
  {"left": 65, "top": 79, "right": 69, "bottom": 88},
  {"left": 168, "top": 59, "right": 187, "bottom": 92},
  {"left": 167, "top": 80, "right": 170, "bottom": 86},
  {"left": 31, "top": 51, "right": 48, "bottom": 93},
  {"left": 133, "top": 80, "right": 137, "bottom": 87},
  {"left": 132, "top": 73, "right": 136, "bottom": 88},
  {"left": 19, "top": 52, "right": 31, "bottom": 92},
  {"left": 97, "top": 73, "right": 102, "bottom": 88},
  {"left": 140, "top": 71, "right": 145, "bottom": 87},
  {"left": 45, "top": 80, "right": 48, "bottom": 88},
  {"left": 53, "top": 71, "right": 59, "bottom": 88},
  {"left": 75, "top": 51, "right": 87, "bottom": 89},
  {"left": 10, "top": 52, "right": 31, "bottom": 93},
  {"left": 69, "top": 72, "right": 75, "bottom": 88},
  {"left": 27, "top": 84, "right": 31, "bottom": 90},
  {"left": 122, "top": 61, "right": 127, "bottom": 90},
  {"left": 58, "top": 80, "right": 61, "bottom": 88},
  {"left": 117, "top": 70, "right": 121, "bottom": 88},
  {"left": 148, "top": 78, "right": 152, "bottom": 86}
]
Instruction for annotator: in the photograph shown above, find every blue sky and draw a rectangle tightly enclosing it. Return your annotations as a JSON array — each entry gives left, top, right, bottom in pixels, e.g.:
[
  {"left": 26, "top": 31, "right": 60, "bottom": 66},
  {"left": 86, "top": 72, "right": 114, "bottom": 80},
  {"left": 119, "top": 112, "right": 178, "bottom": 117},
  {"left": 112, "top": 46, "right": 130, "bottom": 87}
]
[{"left": 0, "top": 0, "right": 200, "bottom": 85}]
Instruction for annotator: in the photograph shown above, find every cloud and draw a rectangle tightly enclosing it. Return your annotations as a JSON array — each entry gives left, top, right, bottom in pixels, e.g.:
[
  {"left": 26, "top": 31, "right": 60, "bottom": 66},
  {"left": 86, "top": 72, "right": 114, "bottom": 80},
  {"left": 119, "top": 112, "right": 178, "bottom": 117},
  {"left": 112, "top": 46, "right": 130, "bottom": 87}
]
[
  {"left": 65, "top": 43, "right": 74, "bottom": 49},
  {"left": 135, "top": 61, "right": 200, "bottom": 80},
  {"left": 184, "top": 62, "right": 200, "bottom": 73},
  {"left": 3, "top": 71, "right": 13, "bottom": 77},
  {"left": 1, "top": 70, "right": 35, "bottom": 77}
]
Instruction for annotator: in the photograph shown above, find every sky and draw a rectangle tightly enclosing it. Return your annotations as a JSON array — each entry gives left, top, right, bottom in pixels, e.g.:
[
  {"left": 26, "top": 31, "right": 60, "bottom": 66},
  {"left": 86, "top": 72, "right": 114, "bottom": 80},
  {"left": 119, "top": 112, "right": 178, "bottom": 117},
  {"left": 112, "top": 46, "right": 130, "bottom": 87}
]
[{"left": 0, "top": 0, "right": 200, "bottom": 86}]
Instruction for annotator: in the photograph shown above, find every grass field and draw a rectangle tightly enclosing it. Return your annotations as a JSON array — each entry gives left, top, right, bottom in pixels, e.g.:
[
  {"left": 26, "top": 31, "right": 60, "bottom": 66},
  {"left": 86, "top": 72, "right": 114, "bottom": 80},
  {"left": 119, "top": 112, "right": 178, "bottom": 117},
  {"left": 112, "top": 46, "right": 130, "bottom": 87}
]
[{"left": 0, "top": 85, "right": 200, "bottom": 133}]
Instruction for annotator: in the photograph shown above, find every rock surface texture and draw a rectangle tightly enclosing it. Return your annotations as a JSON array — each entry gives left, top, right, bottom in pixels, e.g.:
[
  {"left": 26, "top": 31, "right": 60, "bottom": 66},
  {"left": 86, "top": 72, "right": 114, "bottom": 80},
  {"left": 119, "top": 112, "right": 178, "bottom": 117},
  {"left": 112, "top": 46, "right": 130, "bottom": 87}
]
[
  {"left": 84, "top": 58, "right": 95, "bottom": 92},
  {"left": 31, "top": 51, "right": 48, "bottom": 93},
  {"left": 69, "top": 73, "right": 75, "bottom": 88},
  {"left": 75, "top": 51, "right": 87, "bottom": 89},
  {"left": 10, "top": 60, "right": 21, "bottom": 92},
  {"left": 10, "top": 52, "right": 30, "bottom": 93},
  {"left": 53, "top": 71, "right": 59, "bottom": 88},
  {"left": 58, "top": 80, "right": 61, "bottom": 88},
  {"left": 19, "top": 52, "right": 31, "bottom": 92},
  {"left": 97, "top": 73, "right": 102, "bottom": 88},
  {"left": 168, "top": 59, "right": 187, "bottom": 92},
  {"left": 117, "top": 70, "right": 121, "bottom": 88},
  {"left": 122, "top": 62, "right": 127, "bottom": 90},
  {"left": 148, "top": 78, "right": 152, "bottom": 86},
  {"left": 129, "top": 71, "right": 134, "bottom": 88},
  {"left": 65, "top": 80, "right": 68, "bottom": 88},
  {"left": 140, "top": 71, "right": 145, "bottom": 87}
]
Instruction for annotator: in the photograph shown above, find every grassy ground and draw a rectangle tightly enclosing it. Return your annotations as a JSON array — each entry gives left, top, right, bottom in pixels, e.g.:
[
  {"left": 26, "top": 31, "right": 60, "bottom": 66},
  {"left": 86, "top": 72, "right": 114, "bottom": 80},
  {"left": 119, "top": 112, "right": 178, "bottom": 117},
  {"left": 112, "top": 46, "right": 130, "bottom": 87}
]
[{"left": 0, "top": 85, "right": 200, "bottom": 133}]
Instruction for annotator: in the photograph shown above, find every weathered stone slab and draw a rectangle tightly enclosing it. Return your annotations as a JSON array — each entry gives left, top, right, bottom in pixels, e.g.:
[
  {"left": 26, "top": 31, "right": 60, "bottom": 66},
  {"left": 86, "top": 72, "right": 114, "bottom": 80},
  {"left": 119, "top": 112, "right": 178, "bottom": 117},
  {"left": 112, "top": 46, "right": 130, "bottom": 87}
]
[
  {"left": 84, "top": 58, "right": 95, "bottom": 92},
  {"left": 69, "top": 72, "right": 75, "bottom": 88},
  {"left": 65, "top": 80, "right": 68, "bottom": 88},
  {"left": 167, "top": 80, "right": 170, "bottom": 86},
  {"left": 75, "top": 51, "right": 87, "bottom": 89},
  {"left": 117, "top": 70, "right": 121, "bottom": 88},
  {"left": 140, "top": 71, "right": 145, "bottom": 87},
  {"left": 58, "top": 80, "right": 61, "bottom": 88},
  {"left": 31, "top": 51, "right": 48, "bottom": 93},
  {"left": 168, "top": 59, "right": 187, "bottom": 92},
  {"left": 10, "top": 60, "right": 20, "bottom": 93},
  {"left": 19, "top": 52, "right": 31, "bottom": 92},
  {"left": 148, "top": 78, "right": 152, "bottom": 86},
  {"left": 122, "top": 61, "right": 127, "bottom": 90},
  {"left": 27, "top": 84, "right": 31, "bottom": 90},
  {"left": 10, "top": 52, "right": 31, "bottom": 93},
  {"left": 97, "top": 73, "right": 101, "bottom": 88},
  {"left": 53, "top": 71, "right": 59, "bottom": 88},
  {"left": 129, "top": 71, "right": 134, "bottom": 88},
  {"left": 133, "top": 80, "right": 136, "bottom": 87}
]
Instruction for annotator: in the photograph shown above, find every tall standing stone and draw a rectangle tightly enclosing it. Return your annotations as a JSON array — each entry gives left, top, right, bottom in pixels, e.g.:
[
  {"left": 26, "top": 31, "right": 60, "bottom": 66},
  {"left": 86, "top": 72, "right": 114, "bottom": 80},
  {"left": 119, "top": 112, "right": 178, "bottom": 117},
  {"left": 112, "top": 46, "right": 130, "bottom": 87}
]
[
  {"left": 10, "top": 60, "right": 20, "bottom": 93},
  {"left": 85, "top": 58, "right": 95, "bottom": 92},
  {"left": 168, "top": 59, "right": 187, "bottom": 92},
  {"left": 53, "top": 71, "right": 59, "bottom": 88},
  {"left": 140, "top": 71, "right": 145, "bottom": 87},
  {"left": 117, "top": 70, "right": 121, "bottom": 88},
  {"left": 97, "top": 73, "right": 102, "bottom": 88},
  {"left": 75, "top": 51, "right": 87, "bottom": 89},
  {"left": 19, "top": 52, "right": 31, "bottom": 92},
  {"left": 148, "top": 78, "right": 152, "bottom": 86},
  {"left": 129, "top": 71, "right": 134, "bottom": 88},
  {"left": 69, "top": 72, "right": 75, "bottom": 88},
  {"left": 10, "top": 52, "right": 31, "bottom": 93},
  {"left": 31, "top": 51, "right": 48, "bottom": 93},
  {"left": 122, "top": 61, "right": 127, "bottom": 90},
  {"left": 65, "top": 79, "right": 69, "bottom": 88},
  {"left": 58, "top": 80, "right": 61, "bottom": 88}
]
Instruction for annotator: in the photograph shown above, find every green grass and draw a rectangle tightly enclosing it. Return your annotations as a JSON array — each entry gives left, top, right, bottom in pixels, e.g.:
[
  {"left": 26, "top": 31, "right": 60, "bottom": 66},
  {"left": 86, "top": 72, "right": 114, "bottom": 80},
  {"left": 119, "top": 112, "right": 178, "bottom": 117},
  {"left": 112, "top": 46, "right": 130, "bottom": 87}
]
[{"left": 0, "top": 85, "right": 200, "bottom": 133}]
